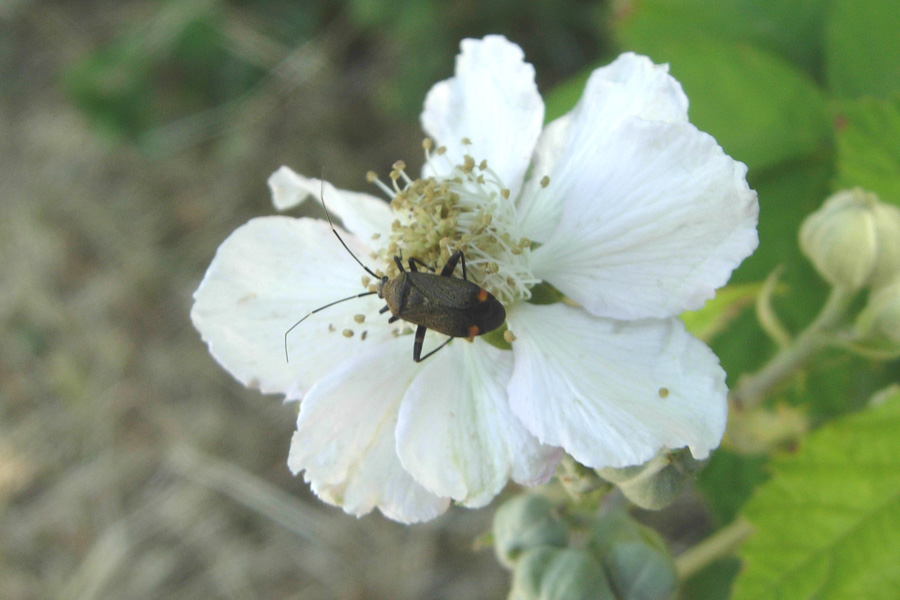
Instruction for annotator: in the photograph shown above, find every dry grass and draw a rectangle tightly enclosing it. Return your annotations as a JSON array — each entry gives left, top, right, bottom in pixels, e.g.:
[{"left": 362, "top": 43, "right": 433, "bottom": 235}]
[{"left": 0, "top": 3, "right": 508, "bottom": 598}]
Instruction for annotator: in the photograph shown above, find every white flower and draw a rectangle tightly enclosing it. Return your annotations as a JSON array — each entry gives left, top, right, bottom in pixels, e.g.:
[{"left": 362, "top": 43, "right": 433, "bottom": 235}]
[{"left": 191, "top": 35, "right": 759, "bottom": 523}]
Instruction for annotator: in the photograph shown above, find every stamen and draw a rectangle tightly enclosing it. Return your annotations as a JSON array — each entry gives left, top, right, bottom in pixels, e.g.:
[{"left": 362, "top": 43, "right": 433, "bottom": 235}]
[{"left": 364, "top": 146, "right": 540, "bottom": 305}]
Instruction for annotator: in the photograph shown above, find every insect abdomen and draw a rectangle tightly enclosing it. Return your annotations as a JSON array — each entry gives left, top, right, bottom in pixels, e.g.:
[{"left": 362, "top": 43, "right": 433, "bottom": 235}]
[{"left": 382, "top": 273, "right": 505, "bottom": 338}]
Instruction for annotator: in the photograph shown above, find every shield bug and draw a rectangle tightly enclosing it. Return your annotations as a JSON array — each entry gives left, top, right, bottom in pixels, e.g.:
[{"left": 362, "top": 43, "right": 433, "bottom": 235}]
[{"left": 284, "top": 193, "right": 506, "bottom": 363}]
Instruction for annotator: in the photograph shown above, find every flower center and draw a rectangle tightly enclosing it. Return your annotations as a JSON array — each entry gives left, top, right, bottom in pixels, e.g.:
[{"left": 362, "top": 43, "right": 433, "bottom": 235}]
[{"left": 366, "top": 139, "right": 537, "bottom": 306}]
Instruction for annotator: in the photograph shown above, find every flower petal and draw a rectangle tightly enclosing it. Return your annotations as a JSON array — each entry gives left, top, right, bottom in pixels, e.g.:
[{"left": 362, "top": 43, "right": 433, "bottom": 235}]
[
  {"left": 191, "top": 216, "right": 393, "bottom": 398},
  {"left": 288, "top": 340, "right": 449, "bottom": 523},
  {"left": 506, "top": 302, "right": 728, "bottom": 469},
  {"left": 531, "top": 117, "right": 758, "bottom": 320},
  {"left": 516, "top": 53, "right": 695, "bottom": 249},
  {"left": 515, "top": 114, "right": 571, "bottom": 243},
  {"left": 421, "top": 35, "right": 543, "bottom": 197},
  {"left": 268, "top": 166, "right": 393, "bottom": 243},
  {"left": 396, "top": 339, "right": 561, "bottom": 507},
  {"left": 578, "top": 53, "right": 690, "bottom": 125}
]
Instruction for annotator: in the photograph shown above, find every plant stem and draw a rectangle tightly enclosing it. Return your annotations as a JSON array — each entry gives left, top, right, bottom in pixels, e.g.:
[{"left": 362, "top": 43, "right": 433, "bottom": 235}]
[
  {"left": 675, "top": 518, "right": 754, "bottom": 581},
  {"left": 730, "top": 286, "right": 857, "bottom": 410}
]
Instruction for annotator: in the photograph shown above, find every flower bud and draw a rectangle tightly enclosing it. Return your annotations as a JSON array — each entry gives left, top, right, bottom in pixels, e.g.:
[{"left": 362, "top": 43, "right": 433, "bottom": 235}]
[
  {"left": 493, "top": 494, "right": 568, "bottom": 568},
  {"left": 597, "top": 449, "right": 704, "bottom": 510},
  {"left": 799, "top": 188, "right": 900, "bottom": 289},
  {"left": 587, "top": 512, "right": 677, "bottom": 600},
  {"left": 857, "top": 278, "right": 900, "bottom": 344},
  {"left": 510, "top": 547, "right": 615, "bottom": 600},
  {"left": 557, "top": 455, "right": 614, "bottom": 497}
]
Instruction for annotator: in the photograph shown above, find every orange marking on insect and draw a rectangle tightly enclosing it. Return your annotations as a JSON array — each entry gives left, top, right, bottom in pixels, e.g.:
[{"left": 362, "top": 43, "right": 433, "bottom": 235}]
[
  {"left": 477, "top": 288, "right": 489, "bottom": 302},
  {"left": 468, "top": 324, "right": 480, "bottom": 338}
]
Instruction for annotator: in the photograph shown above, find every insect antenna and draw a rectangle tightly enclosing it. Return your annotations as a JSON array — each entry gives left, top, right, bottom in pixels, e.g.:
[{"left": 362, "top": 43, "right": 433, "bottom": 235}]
[
  {"left": 284, "top": 290, "right": 378, "bottom": 362},
  {"left": 284, "top": 178, "right": 388, "bottom": 363},
  {"left": 319, "top": 180, "right": 380, "bottom": 280}
]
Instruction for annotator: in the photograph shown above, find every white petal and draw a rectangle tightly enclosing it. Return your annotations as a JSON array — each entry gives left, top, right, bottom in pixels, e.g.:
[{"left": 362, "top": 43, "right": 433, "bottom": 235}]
[
  {"left": 506, "top": 302, "right": 728, "bottom": 469},
  {"left": 531, "top": 117, "right": 758, "bottom": 320},
  {"left": 421, "top": 35, "right": 543, "bottom": 197},
  {"left": 288, "top": 340, "right": 450, "bottom": 523},
  {"left": 267, "top": 166, "right": 393, "bottom": 243},
  {"left": 191, "top": 216, "right": 393, "bottom": 398},
  {"left": 580, "top": 53, "right": 689, "bottom": 125},
  {"left": 515, "top": 115, "right": 571, "bottom": 243},
  {"left": 516, "top": 53, "right": 693, "bottom": 248},
  {"left": 396, "top": 340, "right": 561, "bottom": 507}
]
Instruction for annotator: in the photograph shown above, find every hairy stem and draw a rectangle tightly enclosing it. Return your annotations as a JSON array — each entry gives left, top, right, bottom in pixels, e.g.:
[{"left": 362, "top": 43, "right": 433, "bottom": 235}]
[{"left": 730, "top": 286, "right": 857, "bottom": 410}]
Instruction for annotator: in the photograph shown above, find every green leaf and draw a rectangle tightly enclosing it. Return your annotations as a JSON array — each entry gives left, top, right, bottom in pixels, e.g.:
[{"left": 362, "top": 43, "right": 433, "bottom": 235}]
[
  {"left": 615, "top": 0, "right": 828, "bottom": 76},
  {"left": 680, "top": 282, "right": 762, "bottom": 343},
  {"left": 825, "top": 0, "right": 900, "bottom": 98},
  {"left": 613, "top": 27, "right": 830, "bottom": 172},
  {"left": 834, "top": 95, "right": 900, "bottom": 205},
  {"left": 733, "top": 392, "right": 900, "bottom": 600}
]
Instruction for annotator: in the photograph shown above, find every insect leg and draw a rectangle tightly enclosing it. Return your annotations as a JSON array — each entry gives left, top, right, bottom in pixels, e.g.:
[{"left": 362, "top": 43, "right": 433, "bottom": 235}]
[
  {"left": 440, "top": 249, "right": 466, "bottom": 280},
  {"left": 407, "top": 257, "right": 435, "bottom": 273},
  {"left": 413, "top": 324, "right": 453, "bottom": 362}
]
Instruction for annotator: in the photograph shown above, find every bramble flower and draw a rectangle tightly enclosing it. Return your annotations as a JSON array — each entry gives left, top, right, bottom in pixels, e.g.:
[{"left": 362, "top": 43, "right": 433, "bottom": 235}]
[{"left": 191, "top": 35, "right": 758, "bottom": 523}]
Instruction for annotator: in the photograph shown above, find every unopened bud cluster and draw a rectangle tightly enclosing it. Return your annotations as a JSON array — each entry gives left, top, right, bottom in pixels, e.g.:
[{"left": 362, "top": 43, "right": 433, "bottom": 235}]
[
  {"left": 597, "top": 448, "right": 706, "bottom": 510},
  {"left": 799, "top": 188, "right": 900, "bottom": 290},
  {"left": 858, "top": 277, "right": 900, "bottom": 344},
  {"left": 493, "top": 494, "right": 676, "bottom": 600},
  {"left": 800, "top": 189, "right": 900, "bottom": 347}
]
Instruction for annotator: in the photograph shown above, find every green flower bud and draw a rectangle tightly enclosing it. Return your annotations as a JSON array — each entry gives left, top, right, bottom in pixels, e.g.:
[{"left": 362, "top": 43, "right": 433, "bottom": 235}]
[
  {"left": 597, "top": 449, "right": 705, "bottom": 510},
  {"left": 587, "top": 512, "right": 677, "bottom": 600},
  {"left": 799, "top": 188, "right": 900, "bottom": 289},
  {"left": 510, "top": 547, "right": 615, "bottom": 600},
  {"left": 493, "top": 494, "right": 569, "bottom": 568},
  {"left": 557, "top": 455, "right": 614, "bottom": 497},
  {"left": 858, "top": 278, "right": 900, "bottom": 344}
]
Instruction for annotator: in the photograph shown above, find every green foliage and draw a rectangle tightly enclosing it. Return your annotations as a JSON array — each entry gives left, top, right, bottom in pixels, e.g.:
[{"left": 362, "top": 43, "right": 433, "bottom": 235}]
[
  {"left": 677, "top": 558, "right": 742, "bottom": 600},
  {"left": 615, "top": 0, "right": 828, "bottom": 76},
  {"left": 825, "top": 0, "right": 900, "bottom": 99},
  {"left": 696, "top": 450, "right": 770, "bottom": 525},
  {"left": 834, "top": 95, "right": 900, "bottom": 204},
  {"left": 681, "top": 283, "right": 762, "bottom": 344},
  {"left": 733, "top": 392, "right": 900, "bottom": 599},
  {"left": 345, "top": 0, "right": 609, "bottom": 115},
  {"left": 64, "top": 3, "right": 268, "bottom": 148},
  {"left": 616, "top": 33, "right": 831, "bottom": 172}
]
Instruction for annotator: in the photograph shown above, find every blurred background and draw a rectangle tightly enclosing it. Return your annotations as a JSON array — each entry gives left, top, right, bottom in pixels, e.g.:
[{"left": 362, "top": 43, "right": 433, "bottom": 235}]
[{"left": 0, "top": 1, "right": 612, "bottom": 598}]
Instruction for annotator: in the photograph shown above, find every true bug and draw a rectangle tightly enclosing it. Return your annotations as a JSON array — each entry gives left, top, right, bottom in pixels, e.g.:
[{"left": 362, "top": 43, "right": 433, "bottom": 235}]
[{"left": 284, "top": 194, "right": 506, "bottom": 363}]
